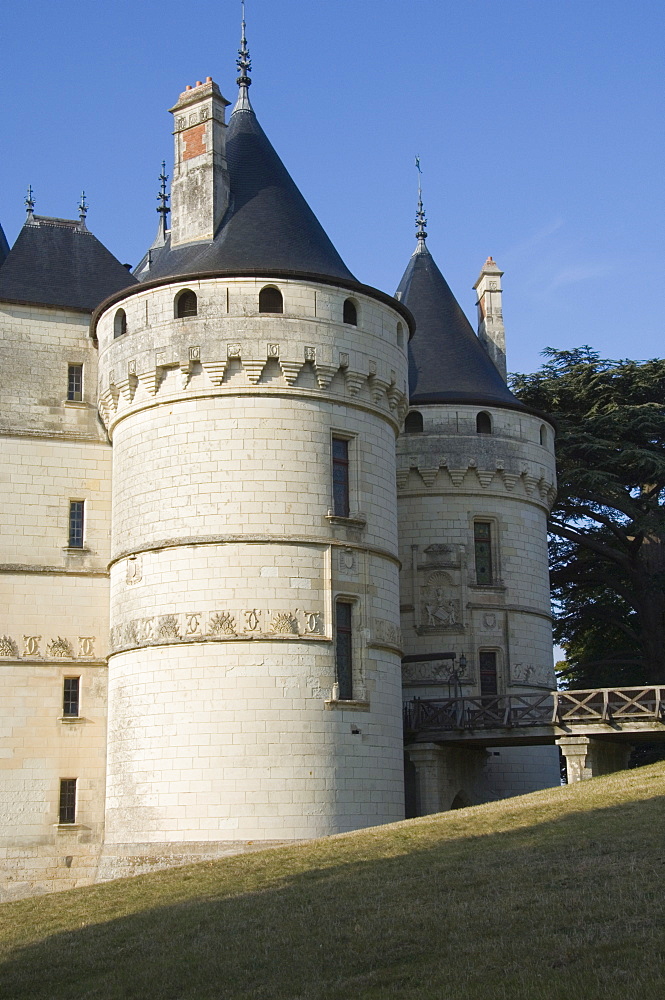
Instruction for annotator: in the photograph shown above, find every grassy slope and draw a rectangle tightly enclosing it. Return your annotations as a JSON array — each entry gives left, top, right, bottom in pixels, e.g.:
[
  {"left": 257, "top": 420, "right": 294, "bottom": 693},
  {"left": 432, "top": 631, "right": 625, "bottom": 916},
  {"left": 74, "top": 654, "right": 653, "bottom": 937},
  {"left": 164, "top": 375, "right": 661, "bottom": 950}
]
[{"left": 1, "top": 765, "right": 663, "bottom": 1000}]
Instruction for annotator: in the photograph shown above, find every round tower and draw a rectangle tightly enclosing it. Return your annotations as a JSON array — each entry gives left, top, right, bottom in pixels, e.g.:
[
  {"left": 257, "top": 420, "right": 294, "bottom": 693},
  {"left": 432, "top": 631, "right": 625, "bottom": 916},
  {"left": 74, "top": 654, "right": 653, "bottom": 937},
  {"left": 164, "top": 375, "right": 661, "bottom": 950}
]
[
  {"left": 396, "top": 204, "right": 560, "bottom": 813},
  {"left": 93, "top": 39, "right": 410, "bottom": 869}
]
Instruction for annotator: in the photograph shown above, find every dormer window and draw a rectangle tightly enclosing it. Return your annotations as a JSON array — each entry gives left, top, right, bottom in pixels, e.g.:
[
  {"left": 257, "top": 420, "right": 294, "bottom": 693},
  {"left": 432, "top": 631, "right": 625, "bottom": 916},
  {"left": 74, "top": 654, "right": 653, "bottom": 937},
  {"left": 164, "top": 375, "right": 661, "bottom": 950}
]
[
  {"left": 404, "top": 411, "right": 424, "bottom": 434},
  {"left": 259, "top": 286, "right": 283, "bottom": 313},
  {"left": 113, "top": 309, "right": 127, "bottom": 338},
  {"left": 476, "top": 411, "right": 492, "bottom": 434},
  {"left": 343, "top": 298, "right": 358, "bottom": 326},
  {"left": 175, "top": 289, "right": 197, "bottom": 318}
]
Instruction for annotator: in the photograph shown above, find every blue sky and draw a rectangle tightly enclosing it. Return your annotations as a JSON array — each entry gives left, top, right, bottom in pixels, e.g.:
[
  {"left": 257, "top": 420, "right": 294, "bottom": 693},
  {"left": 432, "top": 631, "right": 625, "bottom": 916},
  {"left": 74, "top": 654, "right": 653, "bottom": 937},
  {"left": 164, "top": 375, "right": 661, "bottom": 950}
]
[{"left": 1, "top": 0, "right": 663, "bottom": 375}]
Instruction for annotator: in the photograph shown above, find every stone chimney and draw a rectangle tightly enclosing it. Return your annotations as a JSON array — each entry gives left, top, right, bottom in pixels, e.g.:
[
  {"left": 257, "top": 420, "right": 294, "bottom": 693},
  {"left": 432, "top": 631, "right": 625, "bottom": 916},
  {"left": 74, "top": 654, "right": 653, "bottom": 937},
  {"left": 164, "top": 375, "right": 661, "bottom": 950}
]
[
  {"left": 473, "top": 257, "right": 507, "bottom": 381},
  {"left": 169, "top": 78, "right": 231, "bottom": 247}
]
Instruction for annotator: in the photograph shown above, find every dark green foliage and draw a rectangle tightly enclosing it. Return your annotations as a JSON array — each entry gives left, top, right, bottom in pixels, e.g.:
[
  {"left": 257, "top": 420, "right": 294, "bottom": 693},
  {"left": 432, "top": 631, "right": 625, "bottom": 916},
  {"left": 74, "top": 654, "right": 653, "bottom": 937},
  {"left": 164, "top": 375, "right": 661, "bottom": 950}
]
[{"left": 512, "top": 348, "right": 665, "bottom": 686}]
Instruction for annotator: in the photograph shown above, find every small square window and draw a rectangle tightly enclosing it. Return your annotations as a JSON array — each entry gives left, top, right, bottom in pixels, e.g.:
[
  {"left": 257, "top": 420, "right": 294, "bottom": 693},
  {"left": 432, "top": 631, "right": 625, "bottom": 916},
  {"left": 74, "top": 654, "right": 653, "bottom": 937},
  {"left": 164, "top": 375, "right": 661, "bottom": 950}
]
[
  {"left": 69, "top": 501, "right": 85, "bottom": 548},
  {"left": 63, "top": 677, "right": 80, "bottom": 717},
  {"left": 59, "top": 778, "right": 77, "bottom": 824},
  {"left": 67, "top": 364, "right": 83, "bottom": 401}
]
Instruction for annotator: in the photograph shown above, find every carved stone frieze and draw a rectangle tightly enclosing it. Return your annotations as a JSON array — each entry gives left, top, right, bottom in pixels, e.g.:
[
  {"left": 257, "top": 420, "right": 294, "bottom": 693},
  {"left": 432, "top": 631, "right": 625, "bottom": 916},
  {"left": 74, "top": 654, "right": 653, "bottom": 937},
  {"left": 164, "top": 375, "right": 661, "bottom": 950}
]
[
  {"left": 109, "top": 608, "right": 326, "bottom": 652},
  {"left": 371, "top": 618, "right": 402, "bottom": 649},
  {"left": 402, "top": 657, "right": 474, "bottom": 687},
  {"left": 0, "top": 634, "right": 99, "bottom": 660},
  {"left": 418, "top": 571, "right": 463, "bottom": 633}
]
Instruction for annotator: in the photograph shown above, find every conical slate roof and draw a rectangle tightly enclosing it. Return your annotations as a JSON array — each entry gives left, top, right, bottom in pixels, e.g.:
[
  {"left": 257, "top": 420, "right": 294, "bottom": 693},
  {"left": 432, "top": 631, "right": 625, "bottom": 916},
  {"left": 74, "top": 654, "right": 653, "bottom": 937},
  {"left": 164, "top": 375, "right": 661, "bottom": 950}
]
[
  {"left": 0, "top": 216, "right": 137, "bottom": 312},
  {"left": 0, "top": 222, "right": 9, "bottom": 266},
  {"left": 140, "top": 97, "right": 355, "bottom": 283},
  {"left": 397, "top": 240, "right": 524, "bottom": 410}
]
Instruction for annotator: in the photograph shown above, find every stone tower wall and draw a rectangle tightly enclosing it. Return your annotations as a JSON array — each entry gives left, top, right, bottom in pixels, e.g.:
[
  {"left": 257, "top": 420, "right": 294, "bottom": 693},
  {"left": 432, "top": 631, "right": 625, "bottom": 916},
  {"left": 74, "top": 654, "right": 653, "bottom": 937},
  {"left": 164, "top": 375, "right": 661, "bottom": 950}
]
[
  {"left": 95, "top": 275, "right": 409, "bottom": 852},
  {"left": 0, "top": 303, "right": 110, "bottom": 900},
  {"left": 397, "top": 403, "right": 557, "bottom": 697}
]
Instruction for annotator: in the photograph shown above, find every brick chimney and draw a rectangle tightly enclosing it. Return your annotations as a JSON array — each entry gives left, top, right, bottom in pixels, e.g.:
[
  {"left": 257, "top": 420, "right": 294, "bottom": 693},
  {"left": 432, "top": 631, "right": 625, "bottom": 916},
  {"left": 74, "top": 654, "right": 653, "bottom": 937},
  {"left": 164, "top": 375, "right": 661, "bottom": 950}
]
[
  {"left": 169, "top": 78, "right": 231, "bottom": 247},
  {"left": 473, "top": 256, "right": 507, "bottom": 381}
]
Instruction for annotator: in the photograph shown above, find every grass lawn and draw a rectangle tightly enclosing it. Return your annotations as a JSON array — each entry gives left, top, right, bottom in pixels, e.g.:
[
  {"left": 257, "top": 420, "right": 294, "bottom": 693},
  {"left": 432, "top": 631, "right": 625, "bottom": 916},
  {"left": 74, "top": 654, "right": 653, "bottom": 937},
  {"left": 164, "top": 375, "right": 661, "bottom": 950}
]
[{"left": 1, "top": 764, "right": 663, "bottom": 1000}]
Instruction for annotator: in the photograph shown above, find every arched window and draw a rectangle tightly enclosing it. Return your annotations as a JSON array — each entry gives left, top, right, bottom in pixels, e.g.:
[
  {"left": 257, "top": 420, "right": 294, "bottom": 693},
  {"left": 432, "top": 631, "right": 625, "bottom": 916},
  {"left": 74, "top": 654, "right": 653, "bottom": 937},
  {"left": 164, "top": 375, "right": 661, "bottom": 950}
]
[
  {"left": 259, "top": 286, "right": 283, "bottom": 313},
  {"left": 396, "top": 322, "right": 404, "bottom": 348},
  {"left": 175, "top": 289, "right": 197, "bottom": 318},
  {"left": 476, "top": 411, "right": 492, "bottom": 434},
  {"left": 404, "top": 410, "right": 424, "bottom": 434},
  {"left": 113, "top": 308, "right": 126, "bottom": 338},
  {"left": 539, "top": 424, "right": 547, "bottom": 447},
  {"left": 343, "top": 298, "right": 358, "bottom": 326}
]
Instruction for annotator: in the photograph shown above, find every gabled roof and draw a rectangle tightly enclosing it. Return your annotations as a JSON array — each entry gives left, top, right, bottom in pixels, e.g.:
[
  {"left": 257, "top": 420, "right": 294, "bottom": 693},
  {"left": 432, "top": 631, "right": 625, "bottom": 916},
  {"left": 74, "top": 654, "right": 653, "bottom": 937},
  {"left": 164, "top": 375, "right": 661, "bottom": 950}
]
[
  {"left": 138, "top": 98, "right": 355, "bottom": 283},
  {"left": 0, "top": 216, "right": 137, "bottom": 312},
  {"left": 0, "top": 222, "right": 9, "bottom": 266},
  {"left": 397, "top": 240, "right": 524, "bottom": 410}
]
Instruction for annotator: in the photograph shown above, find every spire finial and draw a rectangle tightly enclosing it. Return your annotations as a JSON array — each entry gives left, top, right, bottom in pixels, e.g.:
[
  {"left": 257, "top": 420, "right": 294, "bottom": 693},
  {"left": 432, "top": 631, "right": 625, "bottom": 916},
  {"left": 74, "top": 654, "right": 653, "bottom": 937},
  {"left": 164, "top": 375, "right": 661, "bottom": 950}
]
[
  {"left": 233, "top": 0, "right": 253, "bottom": 113},
  {"left": 415, "top": 156, "right": 427, "bottom": 247},
  {"left": 78, "top": 191, "right": 88, "bottom": 229},
  {"left": 25, "top": 185, "right": 35, "bottom": 221},
  {"left": 156, "top": 160, "right": 170, "bottom": 240}
]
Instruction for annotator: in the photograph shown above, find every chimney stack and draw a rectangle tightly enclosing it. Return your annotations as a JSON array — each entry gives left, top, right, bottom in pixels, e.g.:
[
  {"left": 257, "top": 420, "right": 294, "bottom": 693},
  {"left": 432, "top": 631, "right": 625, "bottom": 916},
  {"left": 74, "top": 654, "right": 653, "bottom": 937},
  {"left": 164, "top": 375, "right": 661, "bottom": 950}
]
[
  {"left": 169, "top": 79, "right": 231, "bottom": 247},
  {"left": 473, "top": 257, "right": 507, "bottom": 381}
]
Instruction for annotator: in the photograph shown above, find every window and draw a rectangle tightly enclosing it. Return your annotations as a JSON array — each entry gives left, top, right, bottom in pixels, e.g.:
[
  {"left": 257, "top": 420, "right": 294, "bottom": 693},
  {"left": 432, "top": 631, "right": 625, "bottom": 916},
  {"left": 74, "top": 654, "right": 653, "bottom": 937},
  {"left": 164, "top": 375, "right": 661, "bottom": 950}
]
[
  {"left": 539, "top": 424, "right": 547, "bottom": 447},
  {"left": 474, "top": 521, "right": 493, "bottom": 584},
  {"left": 259, "top": 286, "right": 283, "bottom": 313},
  {"left": 113, "top": 308, "right": 127, "bottom": 338},
  {"left": 63, "top": 677, "right": 80, "bottom": 717},
  {"left": 343, "top": 298, "right": 357, "bottom": 326},
  {"left": 397, "top": 322, "right": 404, "bottom": 348},
  {"left": 69, "top": 501, "right": 85, "bottom": 548},
  {"left": 479, "top": 651, "right": 498, "bottom": 697},
  {"left": 67, "top": 364, "right": 83, "bottom": 401},
  {"left": 335, "top": 601, "right": 353, "bottom": 700},
  {"left": 476, "top": 411, "right": 492, "bottom": 434},
  {"left": 59, "top": 778, "right": 77, "bottom": 824},
  {"left": 332, "top": 437, "right": 350, "bottom": 517},
  {"left": 404, "top": 410, "right": 423, "bottom": 433},
  {"left": 175, "top": 289, "right": 197, "bottom": 318}
]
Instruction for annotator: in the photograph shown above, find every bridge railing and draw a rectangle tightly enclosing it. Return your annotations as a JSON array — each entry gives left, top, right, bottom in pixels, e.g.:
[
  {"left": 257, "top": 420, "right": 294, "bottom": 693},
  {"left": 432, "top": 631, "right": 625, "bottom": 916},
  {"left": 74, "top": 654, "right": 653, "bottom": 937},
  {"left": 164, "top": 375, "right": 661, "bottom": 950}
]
[{"left": 403, "top": 686, "right": 665, "bottom": 734}]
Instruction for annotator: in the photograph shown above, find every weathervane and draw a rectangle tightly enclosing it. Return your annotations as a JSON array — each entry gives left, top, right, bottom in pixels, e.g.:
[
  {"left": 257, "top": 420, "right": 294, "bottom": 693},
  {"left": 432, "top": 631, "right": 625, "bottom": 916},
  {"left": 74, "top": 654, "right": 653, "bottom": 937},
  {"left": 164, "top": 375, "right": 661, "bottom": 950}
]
[
  {"left": 25, "top": 185, "right": 35, "bottom": 221},
  {"left": 157, "top": 160, "right": 170, "bottom": 235},
  {"left": 237, "top": 0, "right": 251, "bottom": 88},
  {"left": 415, "top": 156, "right": 427, "bottom": 242},
  {"left": 78, "top": 191, "right": 88, "bottom": 228}
]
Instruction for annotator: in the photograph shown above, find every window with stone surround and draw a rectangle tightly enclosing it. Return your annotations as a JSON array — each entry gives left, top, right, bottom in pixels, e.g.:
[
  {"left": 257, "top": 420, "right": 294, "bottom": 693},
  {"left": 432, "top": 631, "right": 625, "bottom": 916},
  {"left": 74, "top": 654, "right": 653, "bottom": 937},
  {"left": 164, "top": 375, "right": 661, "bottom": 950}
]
[
  {"left": 63, "top": 677, "right": 80, "bottom": 717},
  {"left": 331, "top": 437, "right": 350, "bottom": 517},
  {"left": 474, "top": 521, "right": 493, "bottom": 585},
  {"left": 175, "top": 289, "right": 197, "bottom": 318},
  {"left": 343, "top": 298, "right": 358, "bottom": 326},
  {"left": 479, "top": 650, "right": 499, "bottom": 696},
  {"left": 68, "top": 501, "right": 85, "bottom": 548},
  {"left": 335, "top": 601, "right": 354, "bottom": 700},
  {"left": 67, "top": 364, "right": 83, "bottom": 401},
  {"left": 113, "top": 308, "right": 127, "bottom": 338},
  {"left": 476, "top": 411, "right": 492, "bottom": 434},
  {"left": 540, "top": 424, "right": 547, "bottom": 447},
  {"left": 404, "top": 410, "right": 423, "bottom": 433},
  {"left": 259, "top": 285, "right": 283, "bottom": 313},
  {"left": 59, "top": 778, "right": 77, "bottom": 824}
]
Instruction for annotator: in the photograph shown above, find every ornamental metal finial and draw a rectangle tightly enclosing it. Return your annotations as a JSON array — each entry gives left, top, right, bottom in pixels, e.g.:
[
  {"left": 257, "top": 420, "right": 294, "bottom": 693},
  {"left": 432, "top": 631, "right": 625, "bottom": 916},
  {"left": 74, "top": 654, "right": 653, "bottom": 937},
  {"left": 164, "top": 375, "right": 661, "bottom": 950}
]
[
  {"left": 237, "top": 1, "right": 251, "bottom": 88},
  {"left": 78, "top": 191, "right": 88, "bottom": 228},
  {"left": 157, "top": 160, "right": 170, "bottom": 233},
  {"left": 415, "top": 156, "right": 427, "bottom": 244},
  {"left": 25, "top": 184, "right": 35, "bottom": 221}
]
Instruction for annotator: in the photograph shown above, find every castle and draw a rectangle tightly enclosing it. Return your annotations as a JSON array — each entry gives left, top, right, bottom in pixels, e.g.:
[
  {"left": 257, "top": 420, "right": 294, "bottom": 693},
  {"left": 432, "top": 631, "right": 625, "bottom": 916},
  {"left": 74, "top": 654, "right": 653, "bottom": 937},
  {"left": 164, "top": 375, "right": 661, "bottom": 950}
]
[{"left": 0, "top": 22, "right": 559, "bottom": 900}]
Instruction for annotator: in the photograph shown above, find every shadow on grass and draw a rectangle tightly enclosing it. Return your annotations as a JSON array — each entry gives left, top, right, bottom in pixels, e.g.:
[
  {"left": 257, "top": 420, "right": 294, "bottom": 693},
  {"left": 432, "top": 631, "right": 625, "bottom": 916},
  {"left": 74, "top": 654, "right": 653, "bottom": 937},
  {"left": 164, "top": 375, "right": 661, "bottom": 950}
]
[{"left": 1, "top": 795, "right": 664, "bottom": 1000}]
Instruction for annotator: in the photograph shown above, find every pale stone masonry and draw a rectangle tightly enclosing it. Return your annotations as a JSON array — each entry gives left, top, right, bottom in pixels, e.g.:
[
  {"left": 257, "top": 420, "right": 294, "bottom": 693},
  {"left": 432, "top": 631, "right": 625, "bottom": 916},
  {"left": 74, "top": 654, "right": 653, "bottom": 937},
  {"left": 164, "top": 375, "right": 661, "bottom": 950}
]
[{"left": 1, "top": 35, "right": 561, "bottom": 899}]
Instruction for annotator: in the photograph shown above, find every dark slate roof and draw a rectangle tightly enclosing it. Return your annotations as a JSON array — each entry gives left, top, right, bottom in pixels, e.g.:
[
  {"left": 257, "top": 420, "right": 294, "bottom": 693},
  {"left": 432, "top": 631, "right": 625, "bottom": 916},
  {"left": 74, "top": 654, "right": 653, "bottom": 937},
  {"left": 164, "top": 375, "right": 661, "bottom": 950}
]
[
  {"left": 396, "top": 240, "right": 524, "bottom": 410},
  {"left": 0, "top": 216, "right": 137, "bottom": 312},
  {"left": 0, "top": 222, "right": 9, "bottom": 266},
  {"left": 138, "top": 100, "right": 355, "bottom": 283}
]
